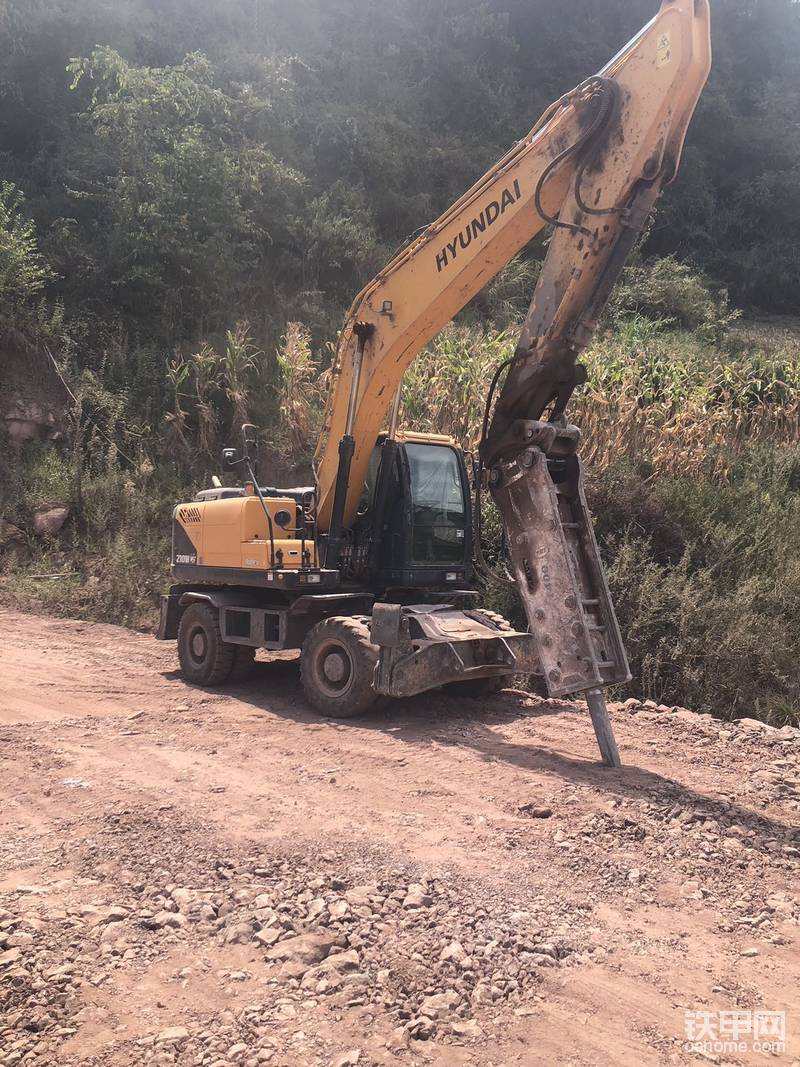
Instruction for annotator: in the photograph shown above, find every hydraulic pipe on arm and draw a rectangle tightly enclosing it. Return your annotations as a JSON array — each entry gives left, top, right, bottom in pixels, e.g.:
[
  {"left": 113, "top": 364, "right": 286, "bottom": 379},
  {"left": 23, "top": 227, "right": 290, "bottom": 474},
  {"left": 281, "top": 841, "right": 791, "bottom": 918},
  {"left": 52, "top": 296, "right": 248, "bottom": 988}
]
[{"left": 313, "top": 0, "right": 710, "bottom": 765}]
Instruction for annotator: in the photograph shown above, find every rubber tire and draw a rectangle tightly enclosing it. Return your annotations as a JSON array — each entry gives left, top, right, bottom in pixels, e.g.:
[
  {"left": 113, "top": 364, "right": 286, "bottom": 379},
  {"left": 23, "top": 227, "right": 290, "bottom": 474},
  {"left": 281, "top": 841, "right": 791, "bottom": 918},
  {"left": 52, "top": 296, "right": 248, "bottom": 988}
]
[
  {"left": 442, "top": 609, "right": 516, "bottom": 697},
  {"left": 229, "top": 643, "right": 256, "bottom": 682},
  {"left": 177, "top": 602, "right": 235, "bottom": 686},
  {"left": 300, "top": 616, "right": 379, "bottom": 718}
]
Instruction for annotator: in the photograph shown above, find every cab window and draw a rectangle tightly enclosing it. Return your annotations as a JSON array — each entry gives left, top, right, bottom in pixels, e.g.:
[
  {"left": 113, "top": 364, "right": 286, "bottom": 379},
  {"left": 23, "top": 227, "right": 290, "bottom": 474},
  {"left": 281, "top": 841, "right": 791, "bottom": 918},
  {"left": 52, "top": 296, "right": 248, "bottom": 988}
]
[{"left": 406, "top": 443, "right": 466, "bottom": 564}]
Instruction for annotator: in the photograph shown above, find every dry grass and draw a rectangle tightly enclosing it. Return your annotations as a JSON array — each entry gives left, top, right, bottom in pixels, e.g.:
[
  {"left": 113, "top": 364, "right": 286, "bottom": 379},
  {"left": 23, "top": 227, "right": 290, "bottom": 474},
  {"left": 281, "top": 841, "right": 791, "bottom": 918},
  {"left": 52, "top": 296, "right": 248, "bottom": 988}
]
[{"left": 400, "top": 317, "right": 800, "bottom": 476}]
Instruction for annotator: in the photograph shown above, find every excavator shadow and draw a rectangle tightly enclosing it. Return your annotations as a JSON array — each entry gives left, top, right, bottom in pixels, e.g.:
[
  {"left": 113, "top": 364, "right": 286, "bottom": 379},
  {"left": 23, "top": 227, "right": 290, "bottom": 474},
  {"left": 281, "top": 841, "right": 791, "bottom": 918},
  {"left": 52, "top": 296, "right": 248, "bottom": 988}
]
[
  {"left": 217, "top": 656, "right": 563, "bottom": 731},
  {"left": 211, "top": 659, "right": 798, "bottom": 859}
]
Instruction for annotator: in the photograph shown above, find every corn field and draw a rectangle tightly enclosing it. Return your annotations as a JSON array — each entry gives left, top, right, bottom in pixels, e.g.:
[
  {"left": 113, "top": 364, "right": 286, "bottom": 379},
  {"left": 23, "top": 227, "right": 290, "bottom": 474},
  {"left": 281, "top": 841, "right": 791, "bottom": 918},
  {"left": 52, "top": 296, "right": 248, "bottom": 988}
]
[{"left": 400, "top": 317, "right": 800, "bottom": 478}]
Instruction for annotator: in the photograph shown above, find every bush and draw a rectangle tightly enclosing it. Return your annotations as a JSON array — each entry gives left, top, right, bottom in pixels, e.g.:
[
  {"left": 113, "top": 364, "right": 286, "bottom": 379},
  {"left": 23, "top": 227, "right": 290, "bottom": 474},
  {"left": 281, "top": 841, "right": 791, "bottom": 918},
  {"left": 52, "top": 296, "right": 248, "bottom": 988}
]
[
  {"left": 592, "top": 445, "right": 800, "bottom": 726},
  {"left": 607, "top": 255, "right": 739, "bottom": 342}
]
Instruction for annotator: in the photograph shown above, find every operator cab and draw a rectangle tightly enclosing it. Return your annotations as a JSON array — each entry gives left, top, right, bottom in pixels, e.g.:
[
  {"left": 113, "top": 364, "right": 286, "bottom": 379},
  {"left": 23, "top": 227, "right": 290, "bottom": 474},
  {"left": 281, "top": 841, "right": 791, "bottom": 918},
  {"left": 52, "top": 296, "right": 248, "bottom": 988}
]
[{"left": 358, "top": 433, "right": 473, "bottom": 592}]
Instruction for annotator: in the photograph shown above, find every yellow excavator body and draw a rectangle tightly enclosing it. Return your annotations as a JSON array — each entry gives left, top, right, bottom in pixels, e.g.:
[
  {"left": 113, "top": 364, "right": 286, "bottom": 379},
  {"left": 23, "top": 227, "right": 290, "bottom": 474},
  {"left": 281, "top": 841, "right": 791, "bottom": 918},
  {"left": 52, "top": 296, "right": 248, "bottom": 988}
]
[
  {"left": 173, "top": 496, "right": 318, "bottom": 572},
  {"left": 161, "top": 1, "right": 711, "bottom": 767}
]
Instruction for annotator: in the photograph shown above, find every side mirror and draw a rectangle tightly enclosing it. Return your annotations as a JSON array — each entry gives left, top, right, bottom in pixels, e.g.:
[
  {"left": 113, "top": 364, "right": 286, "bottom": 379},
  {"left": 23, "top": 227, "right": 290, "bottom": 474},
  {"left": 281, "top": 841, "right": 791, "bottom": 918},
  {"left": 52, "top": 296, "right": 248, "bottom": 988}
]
[{"left": 222, "top": 447, "right": 240, "bottom": 471}]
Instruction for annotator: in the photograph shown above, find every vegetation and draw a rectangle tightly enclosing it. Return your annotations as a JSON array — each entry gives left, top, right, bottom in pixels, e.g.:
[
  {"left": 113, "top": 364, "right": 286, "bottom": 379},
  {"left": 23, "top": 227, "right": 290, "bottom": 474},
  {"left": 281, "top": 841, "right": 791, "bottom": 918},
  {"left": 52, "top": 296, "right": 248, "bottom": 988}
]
[
  {"left": 403, "top": 306, "right": 800, "bottom": 726},
  {"left": 1, "top": 0, "right": 799, "bottom": 725}
]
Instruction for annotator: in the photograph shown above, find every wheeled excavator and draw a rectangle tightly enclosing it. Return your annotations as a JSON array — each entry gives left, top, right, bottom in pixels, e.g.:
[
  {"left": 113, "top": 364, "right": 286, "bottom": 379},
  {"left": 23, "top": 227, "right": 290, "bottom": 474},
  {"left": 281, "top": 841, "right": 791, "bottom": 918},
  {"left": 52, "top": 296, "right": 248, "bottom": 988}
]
[{"left": 157, "top": 0, "right": 711, "bottom": 767}]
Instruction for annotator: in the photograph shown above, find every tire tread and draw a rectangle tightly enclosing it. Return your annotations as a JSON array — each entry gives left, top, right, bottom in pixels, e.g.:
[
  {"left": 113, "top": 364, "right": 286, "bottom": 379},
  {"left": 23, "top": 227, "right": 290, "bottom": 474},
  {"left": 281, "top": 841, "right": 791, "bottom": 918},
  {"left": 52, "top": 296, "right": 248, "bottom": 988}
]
[
  {"left": 177, "top": 602, "right": 235, "bottom": 686},
  {"left": 300, "top": 615, "right": 378, "bottom": 718}
]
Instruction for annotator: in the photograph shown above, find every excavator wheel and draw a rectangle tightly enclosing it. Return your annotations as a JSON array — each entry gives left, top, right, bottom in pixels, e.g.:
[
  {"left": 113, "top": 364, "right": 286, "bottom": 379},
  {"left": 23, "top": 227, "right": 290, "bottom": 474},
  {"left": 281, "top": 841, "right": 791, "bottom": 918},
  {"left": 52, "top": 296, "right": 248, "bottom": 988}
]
[
  {"left": 442, "top": 609, "right": 516, "bottom": 698},
  {"left": 177, "top": 602, "right": 236, "bottom": 685},
  {"left": 300, "top": 616, "right": 379, "bottom": 718}
]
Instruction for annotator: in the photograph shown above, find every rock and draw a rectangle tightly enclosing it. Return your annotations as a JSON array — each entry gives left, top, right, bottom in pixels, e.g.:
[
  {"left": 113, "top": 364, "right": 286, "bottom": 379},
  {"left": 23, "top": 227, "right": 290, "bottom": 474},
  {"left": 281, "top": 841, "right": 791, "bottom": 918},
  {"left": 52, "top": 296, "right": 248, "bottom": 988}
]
[
  {"left": 419, "top": 989, "right": 461, "bottom": 1019},
  {"left": 519, "top": 804, "right": 553, "bottom": 819},
  {"left": 439, "top": 940, "right": 468, "bottom": 964},
  {"left": 740, "top": 947, "right": 759, "bottom": 957},
  {"left": 0, "top": 947, "right": 22, "bottom": 967},
  {"left": 0, "top": 520, "right": 23, "bottom": 548},
  {"left": 402, "top": 883, "right": 432, "bottom": 909},
  {"left": 266, "top": 930, "right": 338, "bottom": 967},
  {"left": 31, "top": 504, "right": 70, "bottom": 537},
  {"left": 156, "top": 1026, "right": 189, "bottom": 1044}
]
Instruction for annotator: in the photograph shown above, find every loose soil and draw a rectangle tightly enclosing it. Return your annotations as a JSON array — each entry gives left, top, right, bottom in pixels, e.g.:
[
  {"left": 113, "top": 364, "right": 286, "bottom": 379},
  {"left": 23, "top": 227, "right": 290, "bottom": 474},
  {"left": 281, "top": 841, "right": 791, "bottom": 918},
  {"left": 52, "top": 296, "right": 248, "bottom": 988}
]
[{"left": 1, "top": 609, "right": 798, "bottom": 1066}]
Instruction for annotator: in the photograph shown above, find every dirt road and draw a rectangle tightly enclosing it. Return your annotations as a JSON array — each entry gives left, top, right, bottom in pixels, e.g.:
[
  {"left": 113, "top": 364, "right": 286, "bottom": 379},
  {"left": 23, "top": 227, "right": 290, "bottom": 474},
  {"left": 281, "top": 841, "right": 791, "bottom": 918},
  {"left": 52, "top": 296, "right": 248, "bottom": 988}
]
[{"left": 1, "top": 609, "right": 798, "bottom": 1066}]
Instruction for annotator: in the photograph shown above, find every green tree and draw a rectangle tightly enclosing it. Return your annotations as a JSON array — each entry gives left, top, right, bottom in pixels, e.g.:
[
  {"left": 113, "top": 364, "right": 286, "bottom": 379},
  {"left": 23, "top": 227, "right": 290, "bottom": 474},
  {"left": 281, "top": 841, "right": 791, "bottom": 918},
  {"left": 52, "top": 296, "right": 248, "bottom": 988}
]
[
  {"left": 0, "top": 181, "right": 62, "bottom": 343},
  {"left": 65, "top": 47, "right": 307, "bottom": 341}
]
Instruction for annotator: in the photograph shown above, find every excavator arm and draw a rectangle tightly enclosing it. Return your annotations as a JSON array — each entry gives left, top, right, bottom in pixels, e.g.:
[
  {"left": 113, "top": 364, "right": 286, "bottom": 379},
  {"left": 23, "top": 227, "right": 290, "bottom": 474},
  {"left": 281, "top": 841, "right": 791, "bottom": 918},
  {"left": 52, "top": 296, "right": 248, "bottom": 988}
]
[
  {"left": 313, "top": 0, "right": 710, "bottom": 763},
  {"left": 316, "top": 0, "right": 710, "bottom": 534}
]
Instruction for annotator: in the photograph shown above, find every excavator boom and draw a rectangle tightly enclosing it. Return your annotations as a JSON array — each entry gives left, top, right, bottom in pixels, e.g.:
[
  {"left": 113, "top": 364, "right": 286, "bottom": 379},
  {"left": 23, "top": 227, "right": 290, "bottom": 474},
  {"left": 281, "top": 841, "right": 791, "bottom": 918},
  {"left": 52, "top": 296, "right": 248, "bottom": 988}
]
[{"left": 316, "top": 0, "right": 711, "bottom": 536}]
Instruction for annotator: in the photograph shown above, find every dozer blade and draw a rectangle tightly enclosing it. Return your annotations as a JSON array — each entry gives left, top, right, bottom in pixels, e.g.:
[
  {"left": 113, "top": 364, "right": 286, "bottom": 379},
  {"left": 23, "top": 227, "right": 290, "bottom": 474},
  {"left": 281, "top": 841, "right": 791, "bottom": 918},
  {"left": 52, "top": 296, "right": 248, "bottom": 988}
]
[{"left": 370, "top": 603, "right": 540, "bottom": 699}]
